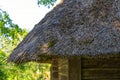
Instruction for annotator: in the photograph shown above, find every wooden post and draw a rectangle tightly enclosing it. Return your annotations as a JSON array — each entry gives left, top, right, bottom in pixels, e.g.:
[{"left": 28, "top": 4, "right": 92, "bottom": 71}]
[
  {"left": 69, "top": 57, "right": 81, "bottom": 80},
  {"left": 79, "top": 57, "right": 82, "bottom": 80},
  {"left": 58, "top": 58, "right": 69, "bottom": 80},
  {"left": 51, "top": 57, "right": 59, "bottom": 80},
  {"left": 51, "top": 57, "right": 82, "bottom": 80}
]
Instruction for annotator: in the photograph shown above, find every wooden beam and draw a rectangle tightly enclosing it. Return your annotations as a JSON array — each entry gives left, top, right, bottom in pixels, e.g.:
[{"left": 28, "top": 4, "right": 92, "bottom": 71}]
[
  {"left": 51, "top": 57, "right": 59, "bottom": 80},
  {"left": 69, "top": 57, "right": 81, "bottom": 80},
  {"left": 58, "top": 58, "right": 69, "bottom": 80}
]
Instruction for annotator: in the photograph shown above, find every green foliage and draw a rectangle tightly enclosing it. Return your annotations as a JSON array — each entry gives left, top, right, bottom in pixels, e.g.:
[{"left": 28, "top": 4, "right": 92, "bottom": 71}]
[
  {"left": 37, "top": 0, "right": 57, "bottom": 8},
  {"left": 47, "top": 39, "right": 57, "bottom": 48},
  {"left": 0, "top": 9, "right": 51, "bottom": 80},
  {"left": 0, "top": 9, "right": 28, "bottom": 53}
]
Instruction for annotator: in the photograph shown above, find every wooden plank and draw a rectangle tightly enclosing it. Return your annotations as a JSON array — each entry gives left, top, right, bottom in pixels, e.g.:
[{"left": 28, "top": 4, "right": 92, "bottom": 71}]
[
  {"left": 81, "top": 55, "right": 120, "bottom": 79},
  {"left": 69, "top": 57, "right": 81, "bottom": 80},
  {"left": 82, "top": 68, "right": 120, "bottom": 79},
  {"left": 80, "top": 57, "right": 82, "bottom": 80},
  {"left": 51, "top": 58, "right": 59, "bottom": 80},
  {"left": 78, "top": 57, "right": 82, "bottom": 80},
  {"left": 58, "top": 58, "right": 69, "bottom": 80},
  {"left": 82, "top": 60, "right": 120, "bottom": 68},
  {"left": 82, "top": 57, "right": 120, "bottom": 68}
]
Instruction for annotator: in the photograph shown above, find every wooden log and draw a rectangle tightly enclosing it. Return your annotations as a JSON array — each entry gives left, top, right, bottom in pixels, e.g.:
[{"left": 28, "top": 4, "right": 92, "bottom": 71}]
[
  {"left": 82, "top": 68, "right": 120, "bottom": 79},
  {"left": 82, "top": 56, "right": 120, "bottom": 68}
]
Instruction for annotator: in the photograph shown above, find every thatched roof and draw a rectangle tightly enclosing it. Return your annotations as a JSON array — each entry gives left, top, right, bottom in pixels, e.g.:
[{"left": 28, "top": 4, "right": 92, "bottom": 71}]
[{"left": 8, "top": 0, "right": 120, "bottom": 64}]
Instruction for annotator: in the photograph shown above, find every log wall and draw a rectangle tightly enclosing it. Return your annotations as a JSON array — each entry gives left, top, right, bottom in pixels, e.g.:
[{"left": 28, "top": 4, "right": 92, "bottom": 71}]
[
  {"left": 51, "top": 55, "right": 120, "bottom": 80},
  {"left": 51, "top": 58, "right": 69, "bottom": 80},
  {"left": 81, "top": 55, "right": 120, "bottom": 80}
]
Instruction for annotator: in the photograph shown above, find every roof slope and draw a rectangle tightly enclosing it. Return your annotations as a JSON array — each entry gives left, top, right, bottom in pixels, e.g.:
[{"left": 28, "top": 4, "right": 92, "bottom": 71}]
[{"left": 8, "top": 0, "right": 120, "bottom": 64}]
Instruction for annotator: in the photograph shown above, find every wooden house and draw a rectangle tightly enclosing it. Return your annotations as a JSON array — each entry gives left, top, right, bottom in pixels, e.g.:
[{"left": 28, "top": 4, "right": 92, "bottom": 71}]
[{"left": 8, "top": 0, "right": 120, "bottom": 80}]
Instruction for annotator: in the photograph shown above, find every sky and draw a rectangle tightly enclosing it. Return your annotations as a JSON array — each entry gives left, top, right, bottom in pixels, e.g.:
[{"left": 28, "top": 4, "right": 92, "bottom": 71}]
[{"left": 0, "top": 0, "right": 54, "bottom": 31}]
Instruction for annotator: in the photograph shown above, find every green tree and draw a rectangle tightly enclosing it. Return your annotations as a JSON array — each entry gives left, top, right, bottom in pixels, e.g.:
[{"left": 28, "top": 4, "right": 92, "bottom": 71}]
[
  {"left": 0, "top": 1, "right": 54, "bottom": 79},
  {"left": 37, "top": 0, "right": 57, "bottom": 7},
  {"left": 0, "top": 9, "right": 27, "bottom": 53},
  {"left": 0, "top": 9, "right": 51, "bottom": 80}
]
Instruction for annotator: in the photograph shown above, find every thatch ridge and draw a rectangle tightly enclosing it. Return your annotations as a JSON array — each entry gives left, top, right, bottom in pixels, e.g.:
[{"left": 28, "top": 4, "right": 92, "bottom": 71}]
[{"left": 8, "top": 0, "right": 120, "bottom": 64}]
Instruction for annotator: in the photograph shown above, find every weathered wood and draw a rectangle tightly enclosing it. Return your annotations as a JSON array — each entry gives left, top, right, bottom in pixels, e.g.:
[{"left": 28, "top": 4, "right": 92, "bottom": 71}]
[
  {"left": 82, "top": 56, "right": 120, "bottom": 68},
  {"left": 81, "top": 55, "right": 120, "bottom": 80},
  {"left": 58, "top": 58, "right": 69, "bottom": 80},
  {"left": 69, "top": 57, "right": 81, "bottom": 80},
  {"left": 51, "top": 55, "right": 120, "bottom": 80},
  {"left": 82, "top": 68, "right": 120, "bottom": 79},
  {"left": 82, "top": 60, "right": 120, "bottom": 68},
  {"left": 51, "top": 58, "right": 59, "bottom": 80}
]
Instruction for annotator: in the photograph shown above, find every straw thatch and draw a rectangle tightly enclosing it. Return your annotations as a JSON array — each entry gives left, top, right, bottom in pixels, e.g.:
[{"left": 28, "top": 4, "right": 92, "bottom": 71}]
[{"left": 8, "top": 0, "right": 120, "bottom": 64}]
